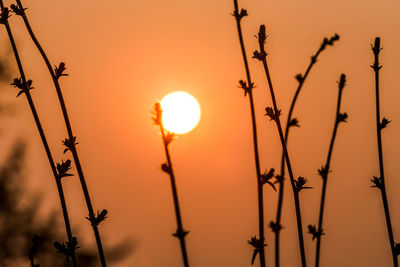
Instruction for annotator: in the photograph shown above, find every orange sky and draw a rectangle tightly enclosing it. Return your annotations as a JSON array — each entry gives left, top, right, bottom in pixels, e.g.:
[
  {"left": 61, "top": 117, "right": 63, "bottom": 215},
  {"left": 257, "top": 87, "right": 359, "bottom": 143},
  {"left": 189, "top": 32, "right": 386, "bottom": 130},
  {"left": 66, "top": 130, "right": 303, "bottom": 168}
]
[{"left": 1, "top": 0, "right": 400, "bottom": 266}]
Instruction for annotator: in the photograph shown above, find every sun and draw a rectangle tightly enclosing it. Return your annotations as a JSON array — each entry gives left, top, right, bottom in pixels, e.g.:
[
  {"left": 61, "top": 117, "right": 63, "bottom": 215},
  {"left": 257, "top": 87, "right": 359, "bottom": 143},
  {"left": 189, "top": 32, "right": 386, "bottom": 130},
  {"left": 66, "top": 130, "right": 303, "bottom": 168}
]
[{"left": 160, "top": 91, "right": 201, "bottom": 134}]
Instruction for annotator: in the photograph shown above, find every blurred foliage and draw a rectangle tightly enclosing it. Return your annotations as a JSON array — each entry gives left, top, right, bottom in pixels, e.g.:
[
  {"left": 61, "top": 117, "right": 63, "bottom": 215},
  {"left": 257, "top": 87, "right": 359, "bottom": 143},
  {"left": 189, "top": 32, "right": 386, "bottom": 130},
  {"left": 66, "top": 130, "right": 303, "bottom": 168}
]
[{"left": 0, "top": 141, "right": 102, "bottom": 266}]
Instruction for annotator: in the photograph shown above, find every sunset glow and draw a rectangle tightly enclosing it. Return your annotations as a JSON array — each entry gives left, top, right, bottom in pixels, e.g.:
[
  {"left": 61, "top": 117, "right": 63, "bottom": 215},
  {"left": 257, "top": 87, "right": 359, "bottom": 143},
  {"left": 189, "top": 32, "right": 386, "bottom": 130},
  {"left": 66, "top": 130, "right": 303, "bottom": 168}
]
[
  {"left": 2, "top": 1, "right": 400, "bottom": 266},
  {"left": 160, "top": 91, "right": 201, "bottom": 134}
]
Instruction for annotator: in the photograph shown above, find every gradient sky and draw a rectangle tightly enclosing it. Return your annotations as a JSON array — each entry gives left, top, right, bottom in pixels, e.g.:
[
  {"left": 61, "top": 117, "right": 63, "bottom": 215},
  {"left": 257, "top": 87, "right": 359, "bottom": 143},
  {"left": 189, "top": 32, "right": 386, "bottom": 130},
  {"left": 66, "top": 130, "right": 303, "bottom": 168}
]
[{"left": 1, "top": 0, "right": 400, "bottom": 266}]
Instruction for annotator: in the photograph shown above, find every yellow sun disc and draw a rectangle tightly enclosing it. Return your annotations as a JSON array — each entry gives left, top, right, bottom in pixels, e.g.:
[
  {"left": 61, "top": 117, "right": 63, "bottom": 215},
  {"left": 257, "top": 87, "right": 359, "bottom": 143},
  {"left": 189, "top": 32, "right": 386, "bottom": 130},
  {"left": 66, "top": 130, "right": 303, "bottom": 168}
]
[{"left": 160, "top": 91, "right": 201, "bottom": 134}]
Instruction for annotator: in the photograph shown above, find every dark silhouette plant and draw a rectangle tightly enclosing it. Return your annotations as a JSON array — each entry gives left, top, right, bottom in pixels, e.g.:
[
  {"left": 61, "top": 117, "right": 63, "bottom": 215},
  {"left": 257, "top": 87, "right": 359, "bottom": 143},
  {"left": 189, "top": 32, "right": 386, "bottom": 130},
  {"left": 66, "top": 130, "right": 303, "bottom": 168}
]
[
  {"left": 308, "top": 74, "right": 347, "bottom": 267},
  {"left": 232, "top": 1, "right": 270, "bottom": 266},
  {"left": 0, "top": 2, "right": 79, "bottom": 266},
  {"left": 272, "top": 33, "right": 339, "bottom": 267},
  {"left": 9, "top": 1, "right": 108, "bottom": 265},
  {"left": 153, "top": 102, "right": 190, "bottom": 267},
  {"left": 370, "top": 37, "right": 399, "bottom": 267},
  {"left": 253, "top": 24, "right": 309, "bottom": 267}
]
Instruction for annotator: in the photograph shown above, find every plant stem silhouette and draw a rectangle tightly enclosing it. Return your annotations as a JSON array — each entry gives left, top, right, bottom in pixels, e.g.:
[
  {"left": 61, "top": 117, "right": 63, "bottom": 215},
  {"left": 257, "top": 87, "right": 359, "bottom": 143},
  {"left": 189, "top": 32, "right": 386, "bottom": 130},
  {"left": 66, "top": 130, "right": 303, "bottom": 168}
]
[
  {"left": 0, "top": 3, "right": 78, "bottom": 266},
  {"left": 370, "top": 37, "right": 398, "bottom": 267},
  {"left": 273, "top": 34, "right": 339, "bottom": 267},
  {"left": 309, "top": 74, "right": 347, "bottom": 267},
  {"left": 10, "top": 1, "right": 107, "bottom": 266},
  {"left": 253, "top": 24, "right": 308, "bottom": 267},
  {"left": 153, "top": 103, "right": 190, "bottom": 267},
  {"left": 232, "top": 1, "right": 267, "bottom": 266}
]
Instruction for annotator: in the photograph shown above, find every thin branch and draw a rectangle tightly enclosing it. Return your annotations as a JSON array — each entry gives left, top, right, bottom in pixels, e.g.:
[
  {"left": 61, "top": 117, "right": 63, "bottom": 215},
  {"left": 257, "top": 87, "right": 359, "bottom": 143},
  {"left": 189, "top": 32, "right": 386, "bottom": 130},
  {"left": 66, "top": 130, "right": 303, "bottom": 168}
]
[
  {"left": 311, "top": 74, "right": 347, "bottom": 267},
  {"left": 254, "top": 24, "right": 307, "bottom": 267},
  {"left": 153, "top": 103, "right": 190, "bottom": 267},
  {"left": 273, "top": 34, "right": 339, "bottom": 267},
  {"left": 0, "top": 2, "right": 78, "bottom": 266},
  {"left": 11, "top": 1, "right": 107, "bottom": 265},
  {"left": 370, "top": 37, "right": 398, "bottom": 267},
  {"left": 232, "top": 1, "right": 266, "bottom": 266}
]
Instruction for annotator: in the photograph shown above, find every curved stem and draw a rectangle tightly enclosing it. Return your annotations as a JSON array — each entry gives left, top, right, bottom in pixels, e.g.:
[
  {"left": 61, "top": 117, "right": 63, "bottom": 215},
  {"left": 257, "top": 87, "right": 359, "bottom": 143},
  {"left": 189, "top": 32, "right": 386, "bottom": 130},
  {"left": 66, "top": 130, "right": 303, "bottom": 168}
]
[
  {"left": 0, "top": 2, "right": 78, "bottom": 266},
  {"left": 14, "top": 1, "right": 107, "bottom": 265},
  {"left": 275, "top": 35, "right": 339, "bottom": 267},
  {"left": 233, "top": 1, "right": 266, "bottom": 266}
]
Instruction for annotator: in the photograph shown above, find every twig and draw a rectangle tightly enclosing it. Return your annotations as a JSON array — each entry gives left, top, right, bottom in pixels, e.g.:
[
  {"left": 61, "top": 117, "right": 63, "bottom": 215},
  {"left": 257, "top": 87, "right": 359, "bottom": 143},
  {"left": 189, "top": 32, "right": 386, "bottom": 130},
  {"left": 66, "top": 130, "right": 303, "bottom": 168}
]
[
  {"left": 370, "top": 37, "right": 398, "bottom": 267},
  {"left": 273, "top": 34, "right": 339, "bottom": 267},
  {"left": 0, "top": 3, "right": 78, "bottom": 266},
  {"left": 11, "top": 1, "right": 107, "bottom": 265},
  {"left": 232, "top": 1, "right": 266, "bottom": 266},
  {"left": 253, "top": 24, "right": 308, "bottom": 267},
  {"left": 309, "top": 74, "right": 347, "bottom": 267},
  {"left": 29, "top": 235, "right": 40, "bottom": 267},
  {"left": 153, "top": 103, "right": 190, "bottom": 267}
]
